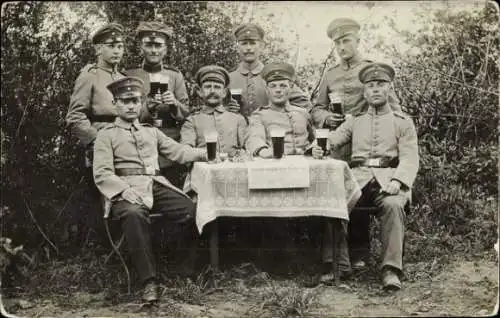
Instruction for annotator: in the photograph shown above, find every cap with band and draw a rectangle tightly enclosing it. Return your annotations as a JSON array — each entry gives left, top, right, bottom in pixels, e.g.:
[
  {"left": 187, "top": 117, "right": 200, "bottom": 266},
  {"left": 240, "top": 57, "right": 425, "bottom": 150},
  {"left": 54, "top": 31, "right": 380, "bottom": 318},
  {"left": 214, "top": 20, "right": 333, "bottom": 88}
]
[
  {"left": 107, "top": 76, "right": 145, "bottom": 98},
  {"left": 195, "top": 65, "right": 230, "bottom": 87},
  {"left": 136, "top": 21, "right": 173, "bottom": 44},
  {"left": 326, "top": 18, "right": 360, "bottom": 40},
  {"left": 233, "top": 23, "right": 265, "bottom": 41},
  {"left": 261, "top": 63, "right": 295, "bottom": 83},
  {"left": 92, "top": 23, "right": 124, "bottom": 44},
  {"left": 358, "top": 62, "right": 395, "bottom": 83}
]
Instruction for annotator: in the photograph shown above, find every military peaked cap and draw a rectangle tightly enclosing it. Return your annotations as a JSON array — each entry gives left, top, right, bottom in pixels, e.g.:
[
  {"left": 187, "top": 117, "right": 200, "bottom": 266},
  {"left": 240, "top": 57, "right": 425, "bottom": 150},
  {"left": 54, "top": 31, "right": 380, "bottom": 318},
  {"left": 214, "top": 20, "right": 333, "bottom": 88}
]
[
  {"left": 326, "top": 18, "right": 360, "bottom": 40},
  {"left": 358, "top": 62, "right": 395, "bottom": 83},
  {"left": 92, "top": 23, "right": 124, "bottom": 44},
  {"left": 195, "top": 65, "right": 230, "bottom": 87},
  {"left": 107, "top": 76, "right": 145, "bottom": 98},
  {"left": 136, "top": 21, "right": 173, "bottom": 42},
  {"left": 233, "top": 23, "right": 265, "bottom": 41},
  {"left": 261, "top": 63, "right": 295, "bottom": 83}
]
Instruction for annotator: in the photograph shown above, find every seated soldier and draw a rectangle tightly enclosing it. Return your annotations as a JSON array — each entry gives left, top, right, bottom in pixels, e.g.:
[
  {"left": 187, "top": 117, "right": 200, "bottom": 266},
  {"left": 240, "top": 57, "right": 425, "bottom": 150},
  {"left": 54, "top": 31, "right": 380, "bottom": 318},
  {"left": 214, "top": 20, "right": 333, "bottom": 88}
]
[
  {"left": 314, "top": 62, "right": 419, "bottom": 290},
  {"left": 93, "top": 76, "right": 207, "bottom": 303},
  {"left": 245, "top": 63, "right": 319, "bottom": 158},
  {"left": 180, "top": 65, "right": 248, "bottom": 158}
]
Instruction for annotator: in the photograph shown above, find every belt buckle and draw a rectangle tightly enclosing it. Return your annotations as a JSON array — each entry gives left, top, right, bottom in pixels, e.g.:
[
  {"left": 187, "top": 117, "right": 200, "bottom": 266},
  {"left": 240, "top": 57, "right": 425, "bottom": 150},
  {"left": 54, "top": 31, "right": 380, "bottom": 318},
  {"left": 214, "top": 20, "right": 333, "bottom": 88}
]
[
  {"left": 145, "top": 166, "right": 155, "bottom": 175},
  {"left": 367, "top": 158, "right": 381, "bottom": 167}
]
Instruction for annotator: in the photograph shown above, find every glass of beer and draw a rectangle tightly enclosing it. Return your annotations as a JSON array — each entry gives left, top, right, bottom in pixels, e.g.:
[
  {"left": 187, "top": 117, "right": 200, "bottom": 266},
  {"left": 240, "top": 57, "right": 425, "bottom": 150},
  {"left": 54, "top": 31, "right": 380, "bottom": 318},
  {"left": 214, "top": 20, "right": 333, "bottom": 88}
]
[
  {"left": 230, "top": 88, "right": 243, "bottom": 106},
  {"left": 204, "top": 131, "right": 218, "bottom": 162},
  {"left": 270, "top": 128, "right": 285, "bottom": 159},
  {"left": 150, "top": 82, "right": 168, "bottom": 97},
  {"left": 316, "top": 129, "right": 329, "bottom": 157},
  {"left": 328, "top": 91, "right": 343, "bottom": 114}
]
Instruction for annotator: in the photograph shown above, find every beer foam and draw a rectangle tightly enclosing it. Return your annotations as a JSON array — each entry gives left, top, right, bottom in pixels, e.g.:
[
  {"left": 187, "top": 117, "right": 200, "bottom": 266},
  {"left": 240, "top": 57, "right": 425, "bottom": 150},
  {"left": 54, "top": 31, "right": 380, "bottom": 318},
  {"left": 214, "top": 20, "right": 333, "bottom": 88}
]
[
  {"left": 270, "top": 128, "right": 285, "bottom": 137},
  {"left": 230, "top": 88, "right": 242, "bottom": 95},
  {"left": 315, "top": 129, "right": 329, "bottom": 138},
  {"left": 328, "top": 92, "right": 342, "bottom": 104},
  {"left": 204, "top": 131, "right": 218, "bottom": 142}
]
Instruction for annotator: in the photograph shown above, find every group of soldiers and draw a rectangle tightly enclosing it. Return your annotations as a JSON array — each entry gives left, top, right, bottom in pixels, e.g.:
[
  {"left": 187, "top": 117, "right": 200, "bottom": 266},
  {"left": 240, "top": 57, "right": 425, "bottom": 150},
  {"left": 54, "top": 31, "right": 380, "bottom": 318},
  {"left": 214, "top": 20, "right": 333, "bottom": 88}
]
[{"left": 66, "top": 18, "right": 419, "bottom": 303}]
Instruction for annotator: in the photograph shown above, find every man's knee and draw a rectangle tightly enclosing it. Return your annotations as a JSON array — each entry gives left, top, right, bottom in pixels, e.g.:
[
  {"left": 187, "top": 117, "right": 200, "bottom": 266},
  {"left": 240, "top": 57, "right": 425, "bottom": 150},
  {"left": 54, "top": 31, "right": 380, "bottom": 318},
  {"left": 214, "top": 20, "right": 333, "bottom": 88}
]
[
  {"left": 377, "top": 195, "right": 407, "bottom": 219},
  {"left": 113, "top": 202, "right": 149, "bottom": 222}
]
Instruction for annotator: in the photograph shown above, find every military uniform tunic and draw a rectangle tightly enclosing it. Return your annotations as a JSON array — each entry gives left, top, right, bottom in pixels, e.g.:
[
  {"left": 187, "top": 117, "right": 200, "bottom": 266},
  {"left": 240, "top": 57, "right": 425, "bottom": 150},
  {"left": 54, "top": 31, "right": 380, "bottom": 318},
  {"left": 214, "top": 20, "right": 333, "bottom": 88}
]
[
  {"left": 229, "top": 61, "right": 312, "bottom": 118},
  {"left": 180, "top": 105, "right": 248, "bottom": 155},
  {"left": 327, "top": 103, "right": 419, "bottom": 271},
  {"left": 126, "top": 65, "right": 190, "bottom": 177},
  {"left": 126, "top": 64, "right": 190, "bottom": 141},
  {"left": 246, "top": 103, "right": 315, "bottom": 156},
  {"left": 311, "top": 55, "right": 402, "bottom": 129},
  {"left": 93, "top": 117, "right": 205, "bottom": 284},
  {"left": 66, "top": 64, "right": 125, "bottom": 147},
  {"left": 328, "top": 103, "right": 419, "bottom": 191},
  {"left": 93, "top": 118, "right": 206, "bottom": 207}
]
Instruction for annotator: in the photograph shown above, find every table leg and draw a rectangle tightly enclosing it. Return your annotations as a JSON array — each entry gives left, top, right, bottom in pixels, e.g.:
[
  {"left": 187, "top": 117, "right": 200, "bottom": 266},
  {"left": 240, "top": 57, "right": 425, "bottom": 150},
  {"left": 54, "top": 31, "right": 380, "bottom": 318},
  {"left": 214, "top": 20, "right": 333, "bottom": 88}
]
[
  {"left": 331, "top": 218, "right": 341, "bottom": 285},
  {"left": 209, "top": 219, "right": 219, "bottom": 269}
]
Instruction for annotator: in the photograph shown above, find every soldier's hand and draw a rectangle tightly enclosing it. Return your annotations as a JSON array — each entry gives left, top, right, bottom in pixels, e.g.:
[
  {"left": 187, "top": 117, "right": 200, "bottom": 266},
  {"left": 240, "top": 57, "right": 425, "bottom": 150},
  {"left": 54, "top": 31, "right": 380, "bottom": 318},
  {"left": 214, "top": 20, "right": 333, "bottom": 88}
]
[
  {"left": 121, "top": 188, "right": 144, "bottom": 205},
  {"left": 154, "top": 93, "right": 162, "bottom": 103},
  {"left": 161, "top": 91, "right": 177, "bottom": 106},
  {"left": 226, "top": 97, "right": 241, "bottom": 113},
  {"left": 311, "top": 145, "right": 324, "bottom": 159},
  {"left": 258, "top": 148, "right": 273, "bottom": 159},
  {"left": 324, "top": 114, "right": 345, "bottom": 129},
  {"left": 381, "top": 180, "right": 401, "bottom": 195}
]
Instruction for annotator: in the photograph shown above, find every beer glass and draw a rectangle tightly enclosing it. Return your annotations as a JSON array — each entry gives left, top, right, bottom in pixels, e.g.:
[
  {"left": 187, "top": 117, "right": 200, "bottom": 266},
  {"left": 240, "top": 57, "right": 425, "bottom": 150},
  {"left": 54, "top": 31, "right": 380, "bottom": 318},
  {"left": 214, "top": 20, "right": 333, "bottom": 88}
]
[
  {"left": 230, "top": 88, "right": 243, "bottom": 106},
  {"left": 328, "top": 91, "right": 343, "bottom": 114},
  {"left": 204, "top": 131, "right": 218, "bottom": 162},
  {"left": 270, "top": 128, "right": 285, "bottom": 159},
  {"left": 150, "top": 82, "right": 168, "bottom": 97},
  {"left": 316, "top": 129, "right": 329, "bottom": 154}
]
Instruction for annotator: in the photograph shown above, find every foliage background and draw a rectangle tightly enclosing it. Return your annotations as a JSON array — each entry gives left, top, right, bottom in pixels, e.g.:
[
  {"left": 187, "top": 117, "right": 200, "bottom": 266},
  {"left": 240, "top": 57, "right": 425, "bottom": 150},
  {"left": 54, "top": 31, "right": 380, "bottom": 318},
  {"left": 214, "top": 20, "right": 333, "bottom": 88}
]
[{"left": 1, "top": 1, "right": 498, "bottom": 266}]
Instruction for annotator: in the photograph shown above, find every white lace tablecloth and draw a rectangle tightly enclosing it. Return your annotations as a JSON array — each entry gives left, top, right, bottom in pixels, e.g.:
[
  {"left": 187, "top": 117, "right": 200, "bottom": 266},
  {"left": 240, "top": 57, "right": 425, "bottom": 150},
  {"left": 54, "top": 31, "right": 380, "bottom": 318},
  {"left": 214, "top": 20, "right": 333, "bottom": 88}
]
[{"left": 189, "top": 157, "right": 362, "bottom": 234}]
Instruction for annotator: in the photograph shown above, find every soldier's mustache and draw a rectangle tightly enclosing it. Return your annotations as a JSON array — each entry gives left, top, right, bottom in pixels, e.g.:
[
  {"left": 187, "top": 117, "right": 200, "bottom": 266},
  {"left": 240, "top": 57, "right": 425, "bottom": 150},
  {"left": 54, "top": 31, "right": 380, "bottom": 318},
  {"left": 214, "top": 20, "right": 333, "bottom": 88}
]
[{"left": 205, "top": 92, "right": 220, "bottom": 99}]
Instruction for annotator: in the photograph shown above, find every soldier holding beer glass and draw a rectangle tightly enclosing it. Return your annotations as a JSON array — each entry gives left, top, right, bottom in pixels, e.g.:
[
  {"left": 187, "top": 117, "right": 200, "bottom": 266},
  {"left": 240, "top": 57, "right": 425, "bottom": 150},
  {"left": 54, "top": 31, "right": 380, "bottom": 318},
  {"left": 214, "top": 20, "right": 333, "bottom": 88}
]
[
  {"left": 246, "top": 63, "right": 322, "bottom": 160},
  {"left": 180, "top": 65, "right": 247, "bottom": 163}
]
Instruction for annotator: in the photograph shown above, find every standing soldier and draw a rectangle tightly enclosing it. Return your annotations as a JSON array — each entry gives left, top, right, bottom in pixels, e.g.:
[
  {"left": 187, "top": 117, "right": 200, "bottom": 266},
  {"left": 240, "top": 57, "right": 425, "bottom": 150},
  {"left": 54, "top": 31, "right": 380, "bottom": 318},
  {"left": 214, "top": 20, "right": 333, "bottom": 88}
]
[
  {"left": 66, "top": 22, "right": 126, "bottom": 165},
  {"left": 312, "top": 18, "right": 402, "bottom": 269},
  {"left": 317, "top": 62, "right": 419, "bottom": 290},
  {"left": 126, "top": 21, "right": 190, "bottom": 189},
  {"left": 229, "top": 23, "right": 312, "bottom": 120},
  {"left": 65, "top": 23, "right": 126, "bottom": 241}
]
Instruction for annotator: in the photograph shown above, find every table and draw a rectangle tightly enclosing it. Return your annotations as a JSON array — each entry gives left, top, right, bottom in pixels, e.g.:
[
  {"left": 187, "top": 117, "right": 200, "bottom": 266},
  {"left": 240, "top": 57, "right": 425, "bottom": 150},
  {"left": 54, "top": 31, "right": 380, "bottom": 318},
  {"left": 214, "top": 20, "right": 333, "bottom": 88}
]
[{"left": 189, "top": 156, "right": 362, "bottom": 270}]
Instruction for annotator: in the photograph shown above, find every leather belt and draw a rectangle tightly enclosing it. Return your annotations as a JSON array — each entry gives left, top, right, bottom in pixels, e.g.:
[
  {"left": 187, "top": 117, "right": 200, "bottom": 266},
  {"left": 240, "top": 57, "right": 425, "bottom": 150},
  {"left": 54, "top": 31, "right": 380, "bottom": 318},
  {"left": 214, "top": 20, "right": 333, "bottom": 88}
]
[
  {"left": 92, "top": 115, "right": 116, "bottom": 123},
  {"left": 350, "top": 157, "right": 399, "bottom": 168},
  {"left": 115, "top": 168, "right": 160, "bottom": 176}
]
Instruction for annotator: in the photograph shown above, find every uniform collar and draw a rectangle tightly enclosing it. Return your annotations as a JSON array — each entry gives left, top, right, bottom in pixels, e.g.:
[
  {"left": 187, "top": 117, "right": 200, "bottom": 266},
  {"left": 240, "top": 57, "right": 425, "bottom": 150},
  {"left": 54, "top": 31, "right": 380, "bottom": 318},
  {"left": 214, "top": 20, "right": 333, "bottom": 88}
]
[
  {"left": 142, "top": 61, "right": 162, "bottom": 73},
  {"left": 114, "top": 117, "right": 142, "bottom": 130},
  {"left": 236, "top": 61, "right": 264, "bottom": 75},
  {"left": 96, "top": 61, "right": 118, "bottom": 74},
  {"left": 269, "top": 102, "right": 292, "bottom": 112},
  {"left": 367, "top": 102, "right": 391, "bottom": 116},
  {"left": 340, "top": 54, "right": 362, "bottom": 70},
  {"left": 201, "top": 104, "right": 226, "bottom": 114}
]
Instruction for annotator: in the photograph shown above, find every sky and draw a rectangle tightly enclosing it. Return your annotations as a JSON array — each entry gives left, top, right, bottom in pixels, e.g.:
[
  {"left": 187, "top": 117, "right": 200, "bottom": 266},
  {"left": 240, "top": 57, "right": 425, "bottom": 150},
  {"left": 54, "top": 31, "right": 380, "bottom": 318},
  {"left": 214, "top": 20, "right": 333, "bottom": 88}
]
[
  {"left": 38, "top": 1, "right": 489, "bottom": 67},
  {"left": 224, "top": 1, "right": 489, "bottom": 66}
]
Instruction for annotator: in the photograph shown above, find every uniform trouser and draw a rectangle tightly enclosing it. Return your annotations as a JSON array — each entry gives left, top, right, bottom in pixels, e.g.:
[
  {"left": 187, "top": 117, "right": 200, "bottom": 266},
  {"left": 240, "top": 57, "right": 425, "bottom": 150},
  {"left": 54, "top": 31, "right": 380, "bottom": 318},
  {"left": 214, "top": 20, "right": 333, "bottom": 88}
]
[
  {"left": 323, "top": 179, "right": 407, "bottom": 272},
  {"left": 110, "top": 181, "right": 196, "bottom": 284},
  {"left": 161, "top": 163, "right": 189, "bottom": 190},
  {"left": 330, "top": 145, "right": 372, "bottom": 262}
]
